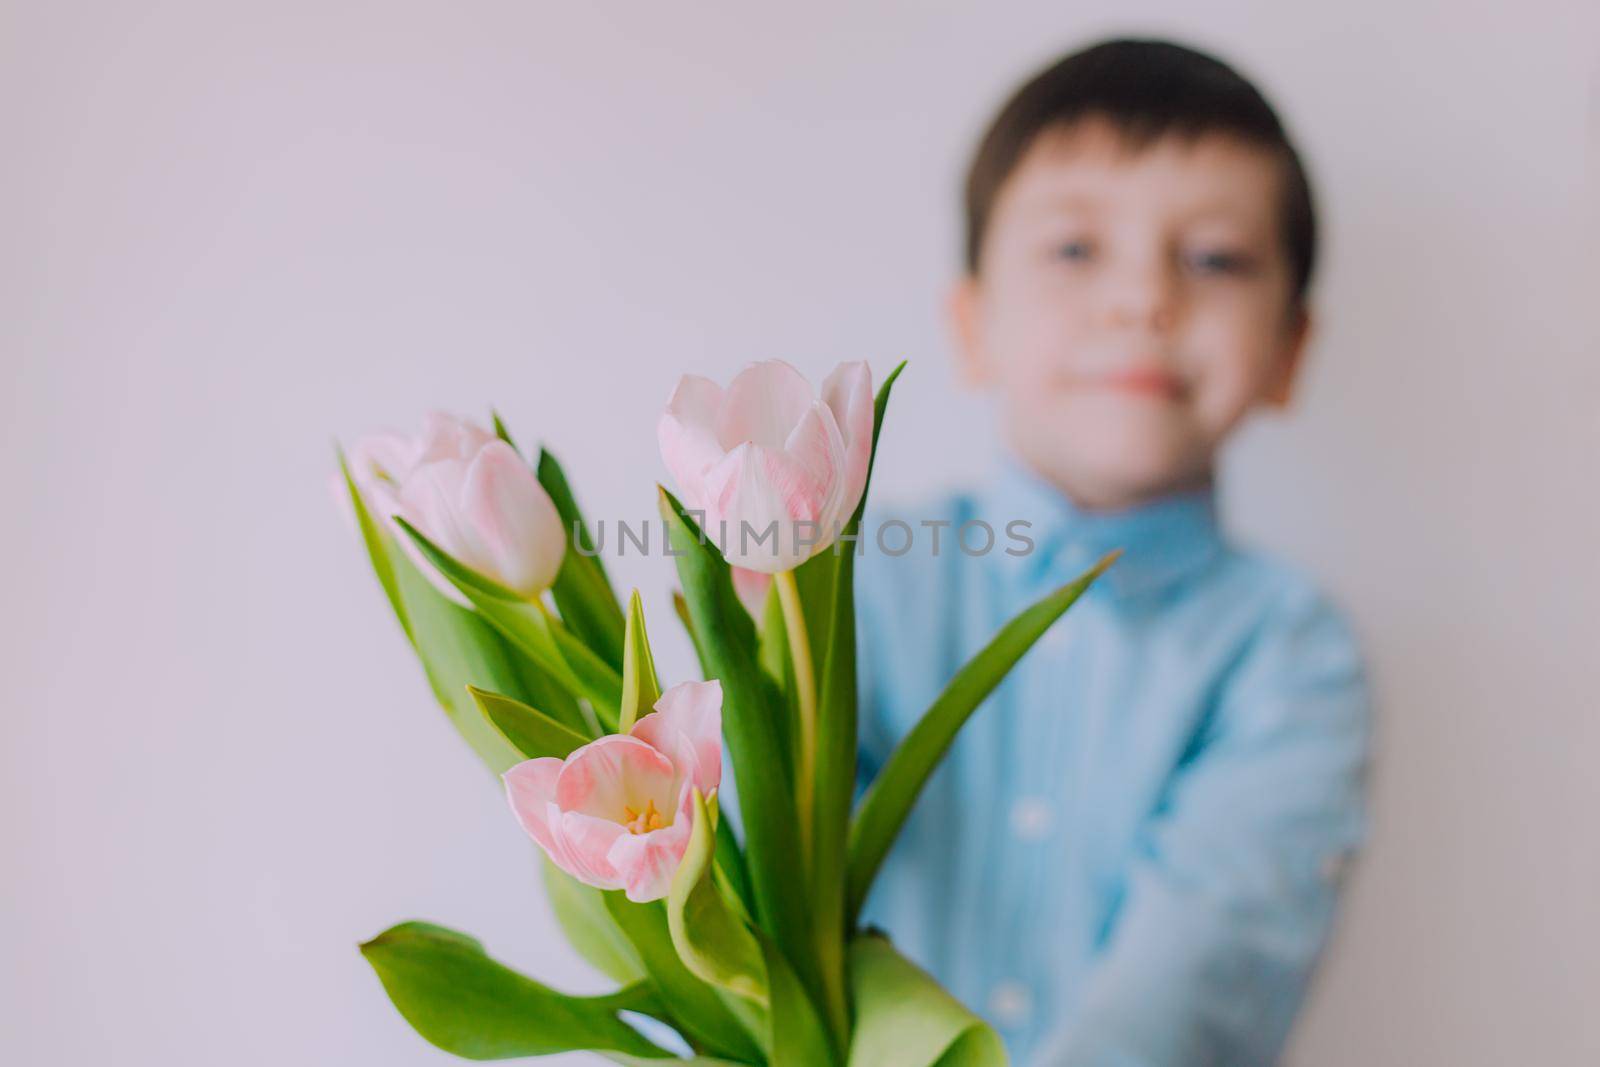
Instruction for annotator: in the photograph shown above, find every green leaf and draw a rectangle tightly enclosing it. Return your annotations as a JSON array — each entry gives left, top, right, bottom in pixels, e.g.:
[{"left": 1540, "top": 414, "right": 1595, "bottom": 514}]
[
  {"left": 605, "top": 1055, "right": 751, "bottom": 1067},
  {"left": 846, "top": 551, "right": 1118, "bottom": 924},
  {"left": 791, "top": 548, "right": 838, "bottom": 699},
  {"left": 394, "top": 516, "right": 621, "bottom": 732},
  {"left": 670, "top": 585, "right": 757, "bottom": 917},
  {"left": 673, "top": 589, "right": 713, "bottom": 680},
  {"left": 713, "top": 818, "right": 756, "bottom": 925},
  {"left": 756, "top": 577, "right": 787, "bottom": 676},
  {"left": 490, "top": 409, "right": 518, "bottom": 450},
  {"left": 469, "top": 686, "right": 590, "bottom": 760},
  {"left": 538, "top": 446, "right": 627, "bottom": 669},
  {"left": 844, "top": 934, "right": 1005, "bottom": 1067},
  {"left": 668, "top": 789, "right": 769, "bottom": 1008},
  {"left": 544, "top": 609, "right": 627, "bottom": 729},
  {"left": 762, "top": 932, "right": 837, "bottom": 1067},
  {"left": 659, "top": 488, "right": 819, "bottom": 1007},
  {"left": 620, "top": 589, "right": 662, "bottom": 733},
  {"left": 389, "top": 564, "right": 529, "bottom": 773},
  {"left": 756, "top": 582, "right": 798, "bottom": 775},
  {"left": 603, "top": 894, "right": 766, "bottom": 1063},
  {"left": 338, "top": 450, "right": 411, "bottom": 643},
  {"left": 389, "top": 515, "right": 524, "bottom": 601},
  {"left": 339, "top": 463, "right": 533, "bottom": 774},
  {"left": 358, "top": 921, "right": 673, "bottom": 1061},
  {"left": 504, "top": 641, "right": 591, "bottom": 741},
  {"left": 810, "top": 359, "right": 905, "bottom": 1046},
  {"left": 540, "top": 857, "right": 647, "bottom": 986}
]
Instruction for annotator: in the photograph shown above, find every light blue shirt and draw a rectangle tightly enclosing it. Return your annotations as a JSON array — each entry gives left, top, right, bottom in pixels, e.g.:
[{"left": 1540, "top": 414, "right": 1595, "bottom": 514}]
[{"left": 854, "top": 459, "right": 1370, "bottom": 1066}]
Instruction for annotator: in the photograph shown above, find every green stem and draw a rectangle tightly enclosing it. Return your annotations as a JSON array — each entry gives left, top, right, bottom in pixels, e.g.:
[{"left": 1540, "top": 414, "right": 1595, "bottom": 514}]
[
  {"left": 773, "top": 568, "right": 816, "bottom": 866},
  {"left": 535, "top": 597, "right": 617, "bottom": 733}
]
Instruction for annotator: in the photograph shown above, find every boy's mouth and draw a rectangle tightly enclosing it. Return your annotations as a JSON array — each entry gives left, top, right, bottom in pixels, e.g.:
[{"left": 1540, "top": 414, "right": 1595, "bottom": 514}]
[{"left": 1069, "top": 367, "right": 1189, "bottom": 401}]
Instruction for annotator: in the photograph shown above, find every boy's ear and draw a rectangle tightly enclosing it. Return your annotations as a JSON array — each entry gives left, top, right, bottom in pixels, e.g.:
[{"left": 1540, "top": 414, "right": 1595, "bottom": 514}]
[
  {"left": 948, "top": 275, "right": 992, "bottom": 387},
  {"left": 1263, "top": 306, "right": 1313, "bottom": 408}
]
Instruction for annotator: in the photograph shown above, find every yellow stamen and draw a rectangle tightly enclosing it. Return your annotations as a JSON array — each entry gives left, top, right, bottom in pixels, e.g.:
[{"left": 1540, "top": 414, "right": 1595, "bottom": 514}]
[{"left": 621, "top": 798, "right": 666, "bottom": 835}]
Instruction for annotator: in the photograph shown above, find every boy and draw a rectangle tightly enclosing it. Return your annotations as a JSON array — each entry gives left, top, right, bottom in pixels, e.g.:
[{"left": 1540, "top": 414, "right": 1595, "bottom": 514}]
[{"left": 855, "top": 39, "right": 1369, "bottom": 1066}]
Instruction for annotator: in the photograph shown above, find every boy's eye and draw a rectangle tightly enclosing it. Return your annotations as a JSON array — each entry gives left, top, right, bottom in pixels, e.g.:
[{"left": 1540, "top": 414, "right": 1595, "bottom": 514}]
[
  {"left": 1053, "top": 239, "right": 1094, "bottom": 262},
  {"left": 1184, "top": 249, "right": 1253, "bottom": 275}
]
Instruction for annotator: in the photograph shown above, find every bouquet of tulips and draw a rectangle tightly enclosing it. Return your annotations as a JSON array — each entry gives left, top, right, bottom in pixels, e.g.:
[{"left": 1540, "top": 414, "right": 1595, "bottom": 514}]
[{"left": 338, "top": 360, "right": 1111, "bottom": 1065}]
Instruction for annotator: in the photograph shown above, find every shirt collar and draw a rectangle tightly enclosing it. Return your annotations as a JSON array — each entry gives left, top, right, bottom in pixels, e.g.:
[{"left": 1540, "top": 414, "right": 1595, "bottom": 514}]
[{"left": 981, "top": 454, "right": 1226, "bottom": 602}]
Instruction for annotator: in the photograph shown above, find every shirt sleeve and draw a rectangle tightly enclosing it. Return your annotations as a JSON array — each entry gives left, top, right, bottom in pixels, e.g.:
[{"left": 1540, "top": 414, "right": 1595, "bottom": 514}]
[{"left": 1033, "top": 581, "right": 1372, "bottom": 1067}]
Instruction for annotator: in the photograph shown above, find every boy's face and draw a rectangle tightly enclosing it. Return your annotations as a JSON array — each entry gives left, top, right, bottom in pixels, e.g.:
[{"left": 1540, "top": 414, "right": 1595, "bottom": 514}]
[{"left": 952, "top": 117, "right": 1310, "bottom": 510}]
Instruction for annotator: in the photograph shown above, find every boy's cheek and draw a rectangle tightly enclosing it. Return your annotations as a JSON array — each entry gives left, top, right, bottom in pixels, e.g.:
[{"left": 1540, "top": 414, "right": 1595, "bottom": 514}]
[
  {"left": 1187, "top": 363, "right": 1272, "bottom": 442},
  {"left": 1180, "top": 323, "right": 1288, "bottom": 420},
  {"left": 991, "top": 308, "right": 1089, "bottom": 388}
]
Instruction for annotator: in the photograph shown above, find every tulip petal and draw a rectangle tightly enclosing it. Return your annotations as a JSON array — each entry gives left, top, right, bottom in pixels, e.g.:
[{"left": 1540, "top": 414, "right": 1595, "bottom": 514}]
[
  {"left": 459, "top": 440, "right": 566, "bottom": 596},
  {"left": 658, "top": 375, "right": 726, "bottom": 507},
  {"left": 346, "top": 430, "right": 418, "bottom": 546},
  {"left": 555, "top": 735, "right": 679, "bottom": 821},
  {"left": 715, "top": 360, "right": 814, "bottom": 452},
  {"left": 557, "top": 810, "right": 628, "bottom": 889},
  {"left": 780, "top": 399, "right": 849, "bottom": 530},
  {"left": 349, "top": 430, "right": 422, "bottom": 491},
  {"left": 821, "top": 360, "right": 874, "bottom": 521},
  {"left": 418, "top": 410, "right": 495, "bottom": 463},
  {"left": 730, "top": 566, "right": 772, "bottom": 620},
  {"left": 397, "top": 459, "right": 478, "bottom": 556},
  {"left": 701, "top": 439, "right": 836, "bottom": 571},
  {"left": 630, "top": 679, "right": 723, "bottom": 797},
  {"left": 503, "top": 758, "right": 566, "bottom": 854},
  {"left": 606, "top": 804, "right": 693, "bottom": 902},
  {"left": 386, "top": 459, "right": 477, "bottom": 605}
]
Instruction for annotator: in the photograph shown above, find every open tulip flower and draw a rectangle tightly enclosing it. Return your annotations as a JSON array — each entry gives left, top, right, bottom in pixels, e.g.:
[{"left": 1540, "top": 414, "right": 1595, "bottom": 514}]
[
  {"left": 348, "top": 411, "right": 565, "bottom": 601},
  {"left": 343, "top": 367, "right": 1115, "bottom": 1067},
  {"left": 503, "top": 680, "right": 722, "bottom": 903},
  {"left": 658, "top": 359, "right": 873, "bottom": 573}
]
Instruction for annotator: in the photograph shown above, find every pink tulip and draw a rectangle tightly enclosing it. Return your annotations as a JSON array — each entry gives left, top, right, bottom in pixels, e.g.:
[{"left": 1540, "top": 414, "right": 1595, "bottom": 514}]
[
  {"left": 503, "top": 680, "right": 723, "bottom": 902},
  {"left": 347, "top": 412, "right": 566, "bottom": 602},
  {"left": 658, "top": 360, "right": 873, "bottom": 573}
]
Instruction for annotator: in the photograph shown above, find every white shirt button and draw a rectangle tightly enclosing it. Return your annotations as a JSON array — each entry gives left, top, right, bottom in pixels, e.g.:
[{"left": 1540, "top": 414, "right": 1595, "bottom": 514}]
[
  {"left": 987, "top": 980, "right": 1033, "bottom": 1026},
  {"left": 1009, "top": 796, "right": 1054, "bottom": 841}
]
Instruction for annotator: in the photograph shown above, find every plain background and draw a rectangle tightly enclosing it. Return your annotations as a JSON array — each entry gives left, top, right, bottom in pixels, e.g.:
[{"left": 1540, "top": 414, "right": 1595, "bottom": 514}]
[{"left": 4, "top": 2, "right": 1596, "bottom": 1064}]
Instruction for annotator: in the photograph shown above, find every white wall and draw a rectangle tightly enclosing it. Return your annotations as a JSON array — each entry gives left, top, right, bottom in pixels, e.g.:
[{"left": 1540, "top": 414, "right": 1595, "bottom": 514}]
[{"left": 4, "top": 2, "right": 1596, "bottom": 1064}]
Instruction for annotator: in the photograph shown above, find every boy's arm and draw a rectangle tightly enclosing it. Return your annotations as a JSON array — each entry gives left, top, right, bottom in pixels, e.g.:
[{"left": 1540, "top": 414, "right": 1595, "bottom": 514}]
[{"left": 1034, "top": 585, "right": 1371, "bottom": 1067}]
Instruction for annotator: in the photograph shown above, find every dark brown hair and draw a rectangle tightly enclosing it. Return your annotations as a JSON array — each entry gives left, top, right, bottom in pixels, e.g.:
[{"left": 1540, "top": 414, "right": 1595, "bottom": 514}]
[{"left": 963, "top": 38, "right": 1318, "bottom": 304}]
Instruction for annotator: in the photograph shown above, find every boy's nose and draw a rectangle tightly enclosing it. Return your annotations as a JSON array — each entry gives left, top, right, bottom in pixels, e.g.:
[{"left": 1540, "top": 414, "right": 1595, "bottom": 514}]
[{"left": 1102, "top": 260, "right": 1178, "bottom": 334}]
